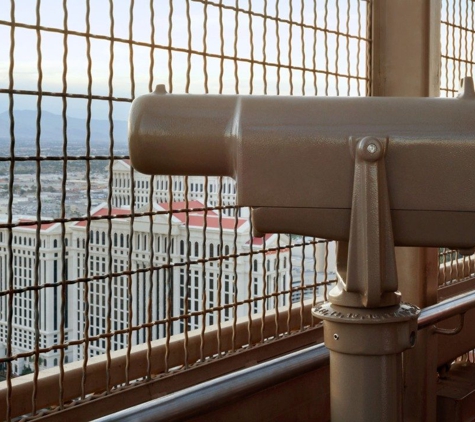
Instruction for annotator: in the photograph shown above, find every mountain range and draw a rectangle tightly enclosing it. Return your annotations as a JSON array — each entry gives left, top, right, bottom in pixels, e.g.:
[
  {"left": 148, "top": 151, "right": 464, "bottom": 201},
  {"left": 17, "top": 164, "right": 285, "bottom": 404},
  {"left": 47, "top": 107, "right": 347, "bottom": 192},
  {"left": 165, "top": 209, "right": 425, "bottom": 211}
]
[{"left": 0, "top": 110, "right": 128, "bottom": 149}]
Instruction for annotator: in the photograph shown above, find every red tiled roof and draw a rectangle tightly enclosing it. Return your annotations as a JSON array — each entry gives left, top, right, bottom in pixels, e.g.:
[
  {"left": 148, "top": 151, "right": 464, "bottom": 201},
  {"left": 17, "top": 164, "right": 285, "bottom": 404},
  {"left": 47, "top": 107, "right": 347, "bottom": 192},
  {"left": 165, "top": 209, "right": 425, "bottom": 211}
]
[
  {"left": 158, "top": 201, "right": 247, "bottom": 229},
  {"left": 73, "top": 201, "right": 248, "bottom": 231},
  {"left": 248, "top": 233, "right": 274, "bottom": 246},
  {"left": 159, "top": 201, "right": 208, "bottom": 215},
  {"left": 74, "top": 207, "right": 132, "bottom": 227},
  {"left": 18, "top": 219, "right": 57, "bottom": 231},
  {"left": 187, "top": 214, "right": 247, "bottom": 229}
]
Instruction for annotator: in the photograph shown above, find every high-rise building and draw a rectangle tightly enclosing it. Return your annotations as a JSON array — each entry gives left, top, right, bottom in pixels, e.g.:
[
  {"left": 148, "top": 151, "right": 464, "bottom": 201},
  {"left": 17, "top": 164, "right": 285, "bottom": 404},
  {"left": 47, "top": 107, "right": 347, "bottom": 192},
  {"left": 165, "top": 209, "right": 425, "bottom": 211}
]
[
  {"left": 0, "top": 218, "right": 74, "bottom": 374},
  {"left": 0, "top": 162, "right": 297, "bottom": 373},
  {"left": 0, "top": 160, "right": 337, "bottom": 374},
  {"left": 111, "top": 159, "right": 248, "bottom": 217},
  {"left": 69, "top": 200, "right": 290, "bottom": 359}
]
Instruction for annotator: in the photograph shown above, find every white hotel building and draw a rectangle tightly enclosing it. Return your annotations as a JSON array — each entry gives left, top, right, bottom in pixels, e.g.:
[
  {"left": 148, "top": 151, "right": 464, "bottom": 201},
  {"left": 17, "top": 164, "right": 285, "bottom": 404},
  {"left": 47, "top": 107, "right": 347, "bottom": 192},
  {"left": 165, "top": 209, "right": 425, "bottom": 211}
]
[
  {"left": 111, "top": 159, "right": 248, "bottom": 217},
  {"left": 0, "top": 160, "right": 324, "bottom": 374},
  {"left": 0, "top": 219, "right": 74, "bottom": 374},
  {"left": 68, "top": 199, "right": 289, "bottom": 361}
]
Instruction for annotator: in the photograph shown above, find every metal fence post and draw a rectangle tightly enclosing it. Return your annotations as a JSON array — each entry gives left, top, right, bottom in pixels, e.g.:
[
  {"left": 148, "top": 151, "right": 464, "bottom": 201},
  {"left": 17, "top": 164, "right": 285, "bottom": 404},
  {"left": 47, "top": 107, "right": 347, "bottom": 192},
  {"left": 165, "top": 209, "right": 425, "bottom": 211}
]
[{"left": 371, "top": 1, "right": 442, "bottom": 420}]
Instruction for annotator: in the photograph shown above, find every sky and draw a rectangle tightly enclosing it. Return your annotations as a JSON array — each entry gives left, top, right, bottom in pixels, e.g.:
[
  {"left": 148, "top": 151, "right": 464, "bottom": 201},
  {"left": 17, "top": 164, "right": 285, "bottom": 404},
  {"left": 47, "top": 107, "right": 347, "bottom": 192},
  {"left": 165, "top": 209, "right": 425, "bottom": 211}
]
[
  {"left": 0, "top": 0, "right": 370, "bottom": 121},
  {"left": 0, "top": 0, "right": 472, "bottom": 121}
]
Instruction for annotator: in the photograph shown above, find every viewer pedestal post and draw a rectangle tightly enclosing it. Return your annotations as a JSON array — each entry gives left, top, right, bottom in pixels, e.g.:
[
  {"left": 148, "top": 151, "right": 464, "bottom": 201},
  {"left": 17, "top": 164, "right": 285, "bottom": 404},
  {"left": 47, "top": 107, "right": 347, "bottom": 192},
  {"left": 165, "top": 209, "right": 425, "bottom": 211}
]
[
  {"left": 314, "top": 303, "right": 419, "bottom": 422},
  {"left": 313, "top": 137, "right": 420, "bottom": 421}
]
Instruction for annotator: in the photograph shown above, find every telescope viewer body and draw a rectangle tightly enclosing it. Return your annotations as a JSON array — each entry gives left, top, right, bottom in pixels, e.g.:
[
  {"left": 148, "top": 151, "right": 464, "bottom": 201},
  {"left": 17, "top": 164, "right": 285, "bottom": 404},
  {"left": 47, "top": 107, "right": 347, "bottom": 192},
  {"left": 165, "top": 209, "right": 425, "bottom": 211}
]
[{"left": 129, "top": 83, "right": 475, "bottom": 251}]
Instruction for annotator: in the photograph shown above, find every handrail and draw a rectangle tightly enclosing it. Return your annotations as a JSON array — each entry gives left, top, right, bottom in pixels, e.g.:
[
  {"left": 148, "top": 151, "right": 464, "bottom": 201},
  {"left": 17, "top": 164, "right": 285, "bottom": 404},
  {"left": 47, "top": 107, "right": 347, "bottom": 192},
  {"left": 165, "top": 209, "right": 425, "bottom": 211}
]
[
  {"left": 97, "top": 290, "right": 475, "bottom": 421},
  {"left": 418, "top": 290, "right": 475, "bottom": 330},
  {"left": 94, "top": 343, "right": 330, "bottom": 422}
]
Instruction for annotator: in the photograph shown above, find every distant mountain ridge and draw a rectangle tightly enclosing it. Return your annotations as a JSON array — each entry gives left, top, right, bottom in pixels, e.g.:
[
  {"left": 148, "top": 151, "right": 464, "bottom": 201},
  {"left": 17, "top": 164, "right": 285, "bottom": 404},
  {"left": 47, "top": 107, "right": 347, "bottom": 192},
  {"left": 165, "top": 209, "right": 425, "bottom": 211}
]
[{"left": 0, "top": 110, "right": 128, "bottom": 148}]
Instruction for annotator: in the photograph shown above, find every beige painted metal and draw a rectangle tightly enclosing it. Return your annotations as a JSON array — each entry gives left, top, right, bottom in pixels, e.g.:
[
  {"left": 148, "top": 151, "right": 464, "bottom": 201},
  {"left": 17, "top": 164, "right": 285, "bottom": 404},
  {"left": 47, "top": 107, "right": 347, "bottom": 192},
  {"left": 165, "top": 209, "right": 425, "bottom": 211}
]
[
  {"left": 437, "top": 362, "right": 475, "bottom": 422},
  {"left": 312, "top": 119, "right": 420, "bottom": 420},
  {"left": 371, "top": 1, "right": 442, "bottom": 421},
  {"left": 315, "top": 302, "right": 419, "bottom": 422},
  {"left": 40, "top": 330, "right": 325, "bottom": 422},
  {"left": 437, "top": 309, "right": 475, "bottom": 368},
  {"left": 438, "top": 277, "right": 475, "bottom": 302},
  {"left": 0, "top": 298, "right": 319, "bottom": 420},
  {"left": 127, "top": 3, "right": 475, "bottom": 421},
  {"left": 371, "top": 0, "right": 441, "bottom": 98},
  {"left": 128, "top": 13, "right": 473, "bottom": 420},
  {"left": 436, "top": 277, "right": 475, "bottom": 368},
  {"left": 130, "top": 86, "right": 475, "bottom": 250},
  {"left": 328, "top": 137, "right": 400, "bottom": 308}
]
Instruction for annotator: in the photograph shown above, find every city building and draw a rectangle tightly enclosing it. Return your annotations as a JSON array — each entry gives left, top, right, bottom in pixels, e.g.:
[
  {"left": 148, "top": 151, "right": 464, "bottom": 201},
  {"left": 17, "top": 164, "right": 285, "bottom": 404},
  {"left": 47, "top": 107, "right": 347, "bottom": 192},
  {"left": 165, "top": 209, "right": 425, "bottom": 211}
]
[
  {"left": 111, "top": 159, "right": 248, "bottom": 217},
  {"left": 0, "top": 207, "right": 292, "bottom": 373},
  {"left": 0, "top": 218, "right": 74, "bottom": 374},
  {"left": 0, "top": 159, "right": 333, "bottom": 374},
  {"left": 69, "top": 200, "right": 292, "bottom": 360},
  {"left": 0, "top": 164, "right": 301, "bottom": 372}
]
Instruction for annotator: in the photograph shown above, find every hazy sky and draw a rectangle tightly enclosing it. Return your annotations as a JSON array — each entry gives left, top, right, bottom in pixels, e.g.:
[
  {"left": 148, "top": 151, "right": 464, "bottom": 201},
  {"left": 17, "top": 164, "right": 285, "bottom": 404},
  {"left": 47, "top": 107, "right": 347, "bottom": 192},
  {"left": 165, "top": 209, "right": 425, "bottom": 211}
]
[
  {"left": 0, "top": 0, "right": 471, "bottom": 120},
  {"left": 0, "top": 0, "right": 372, "bottom": 120}
]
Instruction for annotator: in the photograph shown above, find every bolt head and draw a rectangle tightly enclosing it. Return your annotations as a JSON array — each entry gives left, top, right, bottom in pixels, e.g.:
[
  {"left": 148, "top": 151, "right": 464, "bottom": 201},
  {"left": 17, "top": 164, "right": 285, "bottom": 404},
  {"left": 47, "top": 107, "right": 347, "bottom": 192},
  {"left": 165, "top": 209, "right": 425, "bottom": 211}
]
[
  {"left": 356, "top": 137, "right": 384, "bottom": 162},
  {"left": 367, "top": 143, "right": 377, "bottom": 154}
]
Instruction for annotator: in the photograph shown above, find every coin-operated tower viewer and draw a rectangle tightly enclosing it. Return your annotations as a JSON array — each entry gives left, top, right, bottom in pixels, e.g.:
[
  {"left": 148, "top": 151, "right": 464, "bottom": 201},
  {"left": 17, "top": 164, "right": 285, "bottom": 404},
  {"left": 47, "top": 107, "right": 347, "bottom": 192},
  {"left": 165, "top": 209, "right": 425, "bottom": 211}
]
[{"left": 128, "top": 78, "right": 475, "bottom": 422}]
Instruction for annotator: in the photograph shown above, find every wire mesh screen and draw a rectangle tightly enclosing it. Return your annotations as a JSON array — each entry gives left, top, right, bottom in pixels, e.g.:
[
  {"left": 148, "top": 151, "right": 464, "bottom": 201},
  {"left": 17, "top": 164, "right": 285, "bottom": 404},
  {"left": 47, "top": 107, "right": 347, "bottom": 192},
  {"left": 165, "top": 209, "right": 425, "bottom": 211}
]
[
  {"left": 0, "top": 1, "right": 370, "bottom": 418},
  {"left": 441, "top": 0, "right": 475, "bottom": 96},
  {"left": 439, "top": 0, "right": 475, "bottom": 286},
  {"left": 439, "top": 248, "right": 475, "bottom": 286}
]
